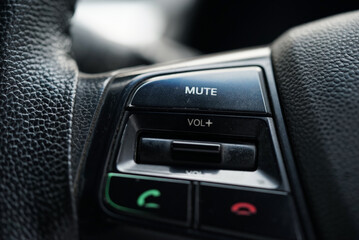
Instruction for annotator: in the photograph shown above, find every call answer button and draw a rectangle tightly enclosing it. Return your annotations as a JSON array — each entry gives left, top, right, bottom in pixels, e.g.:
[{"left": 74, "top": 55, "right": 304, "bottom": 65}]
[{"left": 104, "top": 173, "right": 191, "bottom": 226}]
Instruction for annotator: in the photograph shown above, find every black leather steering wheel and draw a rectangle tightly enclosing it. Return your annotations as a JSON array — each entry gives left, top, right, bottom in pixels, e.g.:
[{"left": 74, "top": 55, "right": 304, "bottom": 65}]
[{"left": 1, "top": 1, "right": 358, "bottom": 239}]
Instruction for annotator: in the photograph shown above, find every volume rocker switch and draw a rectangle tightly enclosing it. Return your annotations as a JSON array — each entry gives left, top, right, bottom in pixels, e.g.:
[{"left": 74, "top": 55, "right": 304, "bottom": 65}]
[
  {"left": 137, "top": 137, "right": 256, "bottom": 170},
  {"left": 172, "top": 140, "right": 221, "bottom": 163}
]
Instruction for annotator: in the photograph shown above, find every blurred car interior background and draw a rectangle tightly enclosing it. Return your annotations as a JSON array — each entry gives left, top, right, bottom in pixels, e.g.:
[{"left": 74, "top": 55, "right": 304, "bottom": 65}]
[{"left": 72, "top": 0, "right": 359, "bottom": 73}]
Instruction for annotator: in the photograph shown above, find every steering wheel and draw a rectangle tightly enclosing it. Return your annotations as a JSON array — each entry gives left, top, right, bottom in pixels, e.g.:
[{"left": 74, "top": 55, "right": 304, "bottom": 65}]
[{"left": 1, "top": 1, "right": 358, "bottom": 239}]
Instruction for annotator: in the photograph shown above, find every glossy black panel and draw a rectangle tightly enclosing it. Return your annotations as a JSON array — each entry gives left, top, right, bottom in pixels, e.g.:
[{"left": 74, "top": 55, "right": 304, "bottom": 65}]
[{"left": 130, "top": 67, "right": 270, "bottom": 114}]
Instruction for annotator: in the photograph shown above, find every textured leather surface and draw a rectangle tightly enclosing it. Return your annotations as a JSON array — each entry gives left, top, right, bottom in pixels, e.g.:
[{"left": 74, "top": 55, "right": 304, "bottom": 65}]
[
  {"left": 71, "top": 75, "right": 111, "bottom": 194},
  {"left": 272, "top": 11, "right": 359, "bottom": 240},
  {"left": 0, "top": 0, "right": 78, "bottom": 239}
]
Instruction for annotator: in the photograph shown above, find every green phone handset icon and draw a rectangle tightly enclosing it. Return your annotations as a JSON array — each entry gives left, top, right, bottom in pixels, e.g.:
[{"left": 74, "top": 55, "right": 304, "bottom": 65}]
[{"left": 137, "top": 189, "right": 161, "bottom": 209}]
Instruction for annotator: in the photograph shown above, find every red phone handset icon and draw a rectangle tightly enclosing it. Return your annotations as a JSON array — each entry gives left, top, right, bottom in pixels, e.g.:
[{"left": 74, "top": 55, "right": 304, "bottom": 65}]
[{"left": 230, "top": 202, "right": 257, "bottom": 216}]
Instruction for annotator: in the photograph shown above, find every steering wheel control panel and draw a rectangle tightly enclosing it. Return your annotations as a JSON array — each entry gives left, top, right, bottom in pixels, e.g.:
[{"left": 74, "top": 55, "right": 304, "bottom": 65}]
[{"left": 102, "top": 67, "right": 302, "bottom": 239}]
